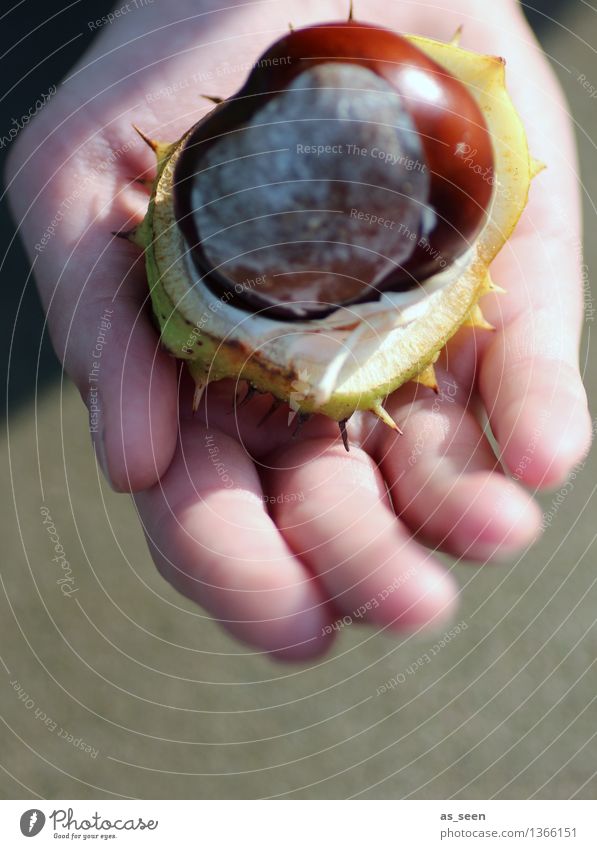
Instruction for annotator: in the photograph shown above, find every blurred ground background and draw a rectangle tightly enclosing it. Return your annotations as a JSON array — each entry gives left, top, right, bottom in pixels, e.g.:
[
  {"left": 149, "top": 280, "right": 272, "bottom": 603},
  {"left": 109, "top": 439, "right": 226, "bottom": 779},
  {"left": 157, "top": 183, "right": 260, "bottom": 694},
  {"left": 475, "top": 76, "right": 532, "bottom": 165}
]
[{"left": 1, "top": 1, "right": 596, "bottom": 799}]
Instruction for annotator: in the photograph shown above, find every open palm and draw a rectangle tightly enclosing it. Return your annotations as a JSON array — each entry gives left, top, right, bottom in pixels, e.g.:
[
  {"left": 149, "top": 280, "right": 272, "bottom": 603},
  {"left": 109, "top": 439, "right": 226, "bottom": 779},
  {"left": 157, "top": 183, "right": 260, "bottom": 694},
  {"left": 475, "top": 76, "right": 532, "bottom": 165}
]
[{"left": 6, "top": 0, "right": 590, "bottom": 659}]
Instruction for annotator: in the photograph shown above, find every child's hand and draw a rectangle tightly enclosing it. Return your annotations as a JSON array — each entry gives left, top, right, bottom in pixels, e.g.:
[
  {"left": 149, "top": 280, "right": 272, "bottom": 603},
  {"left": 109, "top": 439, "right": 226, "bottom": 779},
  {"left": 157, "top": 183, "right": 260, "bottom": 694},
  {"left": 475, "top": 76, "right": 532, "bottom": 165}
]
[{"left": 6, "top": 0, "right": 591, "bottom": 659}]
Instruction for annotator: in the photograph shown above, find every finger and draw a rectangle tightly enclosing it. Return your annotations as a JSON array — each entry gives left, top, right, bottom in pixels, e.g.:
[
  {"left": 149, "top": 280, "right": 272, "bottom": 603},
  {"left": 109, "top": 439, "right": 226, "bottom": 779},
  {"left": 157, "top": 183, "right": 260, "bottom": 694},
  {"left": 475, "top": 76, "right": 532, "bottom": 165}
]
[
  {"left": 75, "top": 275, "right": 178, "bottom": 493},
  {"left": 474, "top": 11, "right": 593, "bottom": 487},
  {"left": 478, "top": 194, "right": 592, "bottom": 487},
  {"left": 6, "top": 114, "right": 178, "bottom": 492},
  {"left": 477, "top": 154, "right": 592, "bottom": 488},
  {"left": 262, "top": 439, "right": 458, "bottom": 631},
  {"left": 134, "top": 422, "right": 334, "bottom": 660},
  {"left": 50, "top": 237, "right": 179, "bottom": 494},
  {"left": 480, "top": 302, "right": 591, "bottom": 489},
  {"left": 375, "top": 379, "right": 542, "bottom": 562}
]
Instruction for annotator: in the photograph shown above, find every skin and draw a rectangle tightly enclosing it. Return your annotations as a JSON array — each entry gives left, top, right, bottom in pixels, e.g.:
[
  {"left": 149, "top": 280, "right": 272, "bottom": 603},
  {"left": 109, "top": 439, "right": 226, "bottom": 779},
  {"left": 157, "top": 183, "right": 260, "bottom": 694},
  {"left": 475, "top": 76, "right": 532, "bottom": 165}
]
[{"left": 5, "top": 0, "right": 592, "bottom": 660}]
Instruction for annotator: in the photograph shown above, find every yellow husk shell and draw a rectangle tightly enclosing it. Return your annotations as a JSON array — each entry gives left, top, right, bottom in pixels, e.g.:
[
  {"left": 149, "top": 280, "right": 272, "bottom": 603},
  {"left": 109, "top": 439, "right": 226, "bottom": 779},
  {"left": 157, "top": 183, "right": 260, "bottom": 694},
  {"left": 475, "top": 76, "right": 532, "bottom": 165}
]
[{"left": 135, "top": 34, "right": 536, "bottom": 424}]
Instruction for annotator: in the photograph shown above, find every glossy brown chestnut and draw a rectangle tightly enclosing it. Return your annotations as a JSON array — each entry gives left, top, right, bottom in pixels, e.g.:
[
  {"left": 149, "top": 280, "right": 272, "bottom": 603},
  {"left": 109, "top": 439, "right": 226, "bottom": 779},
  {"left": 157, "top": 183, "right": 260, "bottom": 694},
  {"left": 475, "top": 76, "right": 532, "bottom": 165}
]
[{"left": 173, "top": 21, "right": 494, "bottom": 320}]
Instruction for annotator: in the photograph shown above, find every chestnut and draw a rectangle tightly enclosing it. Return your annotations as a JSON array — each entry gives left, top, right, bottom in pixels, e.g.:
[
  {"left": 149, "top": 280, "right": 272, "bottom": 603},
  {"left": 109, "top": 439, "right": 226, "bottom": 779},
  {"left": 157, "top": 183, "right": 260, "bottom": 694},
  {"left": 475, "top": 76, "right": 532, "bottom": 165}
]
[{"left": 173, "top": 21, "right": 494, "bottom": 320}]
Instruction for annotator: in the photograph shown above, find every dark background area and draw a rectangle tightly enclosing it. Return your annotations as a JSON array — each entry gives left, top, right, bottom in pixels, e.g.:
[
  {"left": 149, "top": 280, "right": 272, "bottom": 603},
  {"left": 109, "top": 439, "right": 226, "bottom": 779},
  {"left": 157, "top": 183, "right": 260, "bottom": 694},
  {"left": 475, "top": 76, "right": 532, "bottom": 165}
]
[
  {"left": 0, "top": 0, "right": 570, "bottom": 414},
  {"left": 1, "top": 0, "right": 116, "bottom": 413}
]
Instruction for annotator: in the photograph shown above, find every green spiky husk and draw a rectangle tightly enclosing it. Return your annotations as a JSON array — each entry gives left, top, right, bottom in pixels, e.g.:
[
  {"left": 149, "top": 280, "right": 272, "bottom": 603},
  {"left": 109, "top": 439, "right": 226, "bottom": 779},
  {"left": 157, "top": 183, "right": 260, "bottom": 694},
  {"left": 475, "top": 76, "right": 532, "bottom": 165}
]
[{"left": 134, "top": 36, "right": 534, "bottom": 425}]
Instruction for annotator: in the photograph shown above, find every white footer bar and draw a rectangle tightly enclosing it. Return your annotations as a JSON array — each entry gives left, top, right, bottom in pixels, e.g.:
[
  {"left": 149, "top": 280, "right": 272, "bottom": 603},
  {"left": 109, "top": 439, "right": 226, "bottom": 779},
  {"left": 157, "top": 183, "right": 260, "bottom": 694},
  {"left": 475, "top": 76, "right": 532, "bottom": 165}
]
[{"left": 1, "top": 799, "right": 595, "bottom": 847}]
